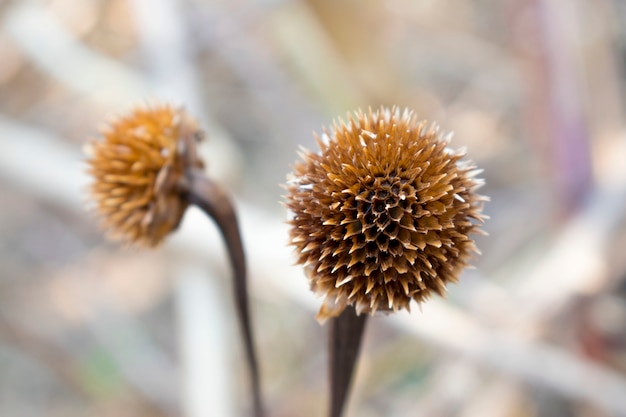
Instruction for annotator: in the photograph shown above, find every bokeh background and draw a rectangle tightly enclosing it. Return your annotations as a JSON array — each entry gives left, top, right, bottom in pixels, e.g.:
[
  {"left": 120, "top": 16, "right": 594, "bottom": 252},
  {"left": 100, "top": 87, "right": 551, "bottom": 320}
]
[{"left": 2, "top": 0, "right": 626, "bottom": 416}]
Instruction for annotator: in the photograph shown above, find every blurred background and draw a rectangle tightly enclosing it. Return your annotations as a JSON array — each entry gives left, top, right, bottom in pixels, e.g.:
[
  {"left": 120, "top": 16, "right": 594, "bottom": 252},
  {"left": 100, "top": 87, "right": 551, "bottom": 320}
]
[{"left": 1, "top": 0, "right": 626, "bottom": 416}]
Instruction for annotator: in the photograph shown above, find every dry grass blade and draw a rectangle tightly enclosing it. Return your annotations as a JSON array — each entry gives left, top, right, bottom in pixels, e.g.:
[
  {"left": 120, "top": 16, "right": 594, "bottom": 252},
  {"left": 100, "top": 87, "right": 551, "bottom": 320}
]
[{"left": 329, "top": 307, "right": 368, "bottom": 417}]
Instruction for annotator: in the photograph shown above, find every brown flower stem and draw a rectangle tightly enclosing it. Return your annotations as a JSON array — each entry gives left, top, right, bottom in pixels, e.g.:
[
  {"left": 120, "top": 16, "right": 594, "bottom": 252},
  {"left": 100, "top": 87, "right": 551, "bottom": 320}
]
[
  {"left": 183, "top": 168, "right": 264, "bottom": 417},
  {"left": 329, "top": 307, "right": 368, "bottom": 417}
]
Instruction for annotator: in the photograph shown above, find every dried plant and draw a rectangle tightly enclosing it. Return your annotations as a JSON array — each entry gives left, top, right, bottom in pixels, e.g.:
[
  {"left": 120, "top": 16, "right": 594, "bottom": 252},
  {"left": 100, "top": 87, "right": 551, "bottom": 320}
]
[
  {"left": 85, "top": 103, "right": 264, "bottom": 417},
  {"left": 285, "top": 106, "right": 486, "bottom": 417},
  {"left": 86, "top": 104, "right": 203, "bottom": 247},
  {"left": 285, "top": 107, "right": 486, "bottom": 322}
]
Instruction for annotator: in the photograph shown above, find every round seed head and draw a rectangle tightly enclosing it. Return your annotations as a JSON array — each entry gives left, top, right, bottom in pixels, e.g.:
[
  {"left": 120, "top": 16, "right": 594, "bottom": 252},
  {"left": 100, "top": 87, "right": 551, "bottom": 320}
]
[
  {"left": 86, "top": 104, "right": 204, "bottom": 247},
  {"left": 285, "top": 107, "right": 486, "bottom": 321}
]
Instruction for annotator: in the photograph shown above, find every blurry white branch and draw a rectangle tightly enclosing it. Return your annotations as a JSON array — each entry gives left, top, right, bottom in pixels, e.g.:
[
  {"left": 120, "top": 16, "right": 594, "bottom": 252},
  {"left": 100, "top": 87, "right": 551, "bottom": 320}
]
[
  {"left": 129, "top": 0, "right": 207, "bottom": 113},
  {"left": 128, "top": 0, "right": 243, "bottom": 185},
  {"left": 3, "top": 0, "right": 242, "bottom": 185},
  {"left": 3, "top": 1, "right": 148, "bottom": 106},
  {"left": 175, "top": 262, "right": 234, "bottom": 417},
  {"left": 393, "top": 304, "right": 626, "bottom": 416},
  {"left": 3, "top": 114, "right": 626, "bottom": 415},
  {"left": 0, "top": 115, "right": 87, "bottom": 207}
]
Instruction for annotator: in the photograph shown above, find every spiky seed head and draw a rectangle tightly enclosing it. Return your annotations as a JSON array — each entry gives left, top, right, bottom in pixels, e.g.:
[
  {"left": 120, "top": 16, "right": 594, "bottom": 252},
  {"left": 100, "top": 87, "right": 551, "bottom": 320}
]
[
  {"left": 86, "top": 103, "right": 204, "bottom": 247},
  {"left": 285, "top": 107, "right": 487, "bottom": 321}
]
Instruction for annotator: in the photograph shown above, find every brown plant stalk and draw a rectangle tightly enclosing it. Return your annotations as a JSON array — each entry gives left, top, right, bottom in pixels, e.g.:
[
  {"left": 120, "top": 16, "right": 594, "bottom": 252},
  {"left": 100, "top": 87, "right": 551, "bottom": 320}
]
[
  {"left": 85, "top": 103, "right": 264, "bottom": 417},
  {"left": 329, "top": 307, "right": 367, "bottom": 417},
  {"left": 181, "top": 168, "right": 263, "bottom": 417}
]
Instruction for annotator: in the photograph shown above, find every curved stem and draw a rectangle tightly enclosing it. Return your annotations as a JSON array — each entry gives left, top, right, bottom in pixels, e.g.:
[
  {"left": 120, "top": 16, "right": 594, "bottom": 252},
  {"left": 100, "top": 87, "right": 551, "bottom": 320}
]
[
  {"left": 329, "top": 307, "right": 368, "bottom": 417},
  {"left": 183, "top": 168, "right": 264, "bottom": 417}
]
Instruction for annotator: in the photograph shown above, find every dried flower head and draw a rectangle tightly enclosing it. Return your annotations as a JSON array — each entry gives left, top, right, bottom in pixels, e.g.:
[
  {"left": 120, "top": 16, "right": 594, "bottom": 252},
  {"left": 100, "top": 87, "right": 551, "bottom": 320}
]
[
  {"left": 286, "top": 107, "right": 486, "bottom": 321},
  {"left": 86, "top": 104, "right": 204, "bottom": 247}
]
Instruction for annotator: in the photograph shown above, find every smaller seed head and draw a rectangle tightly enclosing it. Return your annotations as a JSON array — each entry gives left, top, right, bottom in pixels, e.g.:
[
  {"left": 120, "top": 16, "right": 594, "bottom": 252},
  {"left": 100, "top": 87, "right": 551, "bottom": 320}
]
[{"left": 86, "top": 103, "right": 204, "bottom": 247}]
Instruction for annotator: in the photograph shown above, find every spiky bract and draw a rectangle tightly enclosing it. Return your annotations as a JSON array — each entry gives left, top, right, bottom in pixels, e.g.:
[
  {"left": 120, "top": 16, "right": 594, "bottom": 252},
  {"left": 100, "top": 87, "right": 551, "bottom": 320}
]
[
  {"left": 285, "top": 107, "right": 486, "bottom": 321},
  {"left": 86, "top": 104, "right": 203, "bottom": 247}
]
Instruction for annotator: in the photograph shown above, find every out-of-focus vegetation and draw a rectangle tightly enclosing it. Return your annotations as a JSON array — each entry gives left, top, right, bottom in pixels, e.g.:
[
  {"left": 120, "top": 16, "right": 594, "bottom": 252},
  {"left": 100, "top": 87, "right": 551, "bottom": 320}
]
[{"left": 1, "top": 0, "right": 626, "bottom": 416}]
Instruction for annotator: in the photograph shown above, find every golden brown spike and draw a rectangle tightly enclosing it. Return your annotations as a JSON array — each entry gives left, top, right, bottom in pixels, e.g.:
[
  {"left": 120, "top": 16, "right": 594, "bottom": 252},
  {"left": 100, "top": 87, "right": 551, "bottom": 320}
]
[
  {"left": 85, "top": 104, "right": 203, "bottom": 247},
  {"left": 285, "top": 107, "right": 486, "bottom": 321}
]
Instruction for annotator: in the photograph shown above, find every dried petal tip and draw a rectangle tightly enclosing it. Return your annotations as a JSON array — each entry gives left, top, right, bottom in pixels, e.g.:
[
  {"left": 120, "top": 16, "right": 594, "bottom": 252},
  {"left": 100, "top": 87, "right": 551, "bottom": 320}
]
[
  {"left": 285, "top": 107, "right": 487, "bottom": 321},
  {"left": 86, "top": 103, "right": 204, "bottom": 247}
]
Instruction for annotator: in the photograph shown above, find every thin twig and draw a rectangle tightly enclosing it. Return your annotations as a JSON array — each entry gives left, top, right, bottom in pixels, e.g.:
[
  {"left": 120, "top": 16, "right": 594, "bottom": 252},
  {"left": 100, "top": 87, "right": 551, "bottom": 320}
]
[{"left": 3, "top": 1, "right": 148, "bottom": 106}]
